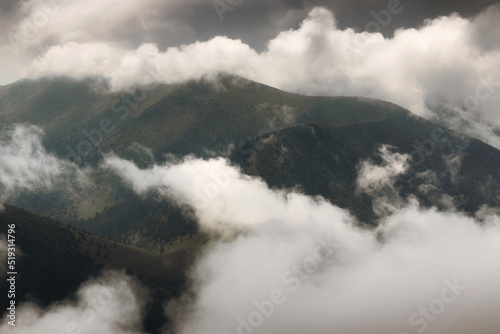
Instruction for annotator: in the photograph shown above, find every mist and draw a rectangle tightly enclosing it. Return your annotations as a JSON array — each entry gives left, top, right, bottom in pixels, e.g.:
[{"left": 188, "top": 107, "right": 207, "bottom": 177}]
[
  {"left": 0, "top": 124, "right": 89, "bottom": 203},
  {"left": 0, "top": 270, "right": 147, "bottom": 334}
]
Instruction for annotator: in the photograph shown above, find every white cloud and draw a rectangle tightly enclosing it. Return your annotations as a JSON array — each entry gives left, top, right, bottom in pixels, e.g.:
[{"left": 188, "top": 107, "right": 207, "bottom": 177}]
[
  {"left": 356, "top": 144, "right": 410, "bottom": 193},
  {"left": 25, "top": 5, "right": 500, "bottom": 148},
  {"left": 0, "top": 270, "right": 146, "bottom": 333},
  {"left": 103, "top": 154, "right": 355, "bottom": 237},
  {"left": 0, "top": 124, "right": 87, "bottom": 201},
  {"left": 356, "top": 144, "right": 411, "bottom": 215},
  {"left": 104, "top": 155, "right": 500, "bottom": 334},
  {"left": 6, "top": 0, "right": 162, "bottom": 52}
]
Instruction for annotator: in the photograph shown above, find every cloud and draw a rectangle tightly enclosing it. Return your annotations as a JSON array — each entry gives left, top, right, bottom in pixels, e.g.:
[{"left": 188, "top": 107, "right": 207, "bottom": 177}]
[
  {"left": 104, "top": 154, "right": 500, "bottom": 334},
  {"left": 25, "top": 5, "right": 500, "bottom": 149},
  {"left": 167, "top": 202, "right": 500, "bottom": 334},
  {"left": 1, "top": 0, "right": 493, "bottom": 61},
  {"left": 0, "top": 124, "right": 88, "bottom": 201},
  {"left": 0, "top": 270, "right": 147, "bottom": 333},
  {"left": 356, "top": 144, "right": 411, "bottom": 215},
  {"left": 103, "top": 154, "right": 354, "bottom": 237},
  {"left": 356, "top": 144, "right": 410, "bottom": 193}
]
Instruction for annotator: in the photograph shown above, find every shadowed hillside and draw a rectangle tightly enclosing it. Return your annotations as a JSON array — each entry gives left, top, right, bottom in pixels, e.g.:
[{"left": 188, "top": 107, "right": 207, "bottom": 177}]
[
  {"left": 233, "top": 112, "right": 500, "bottom": 223},
  {"left": 0, "top": 204, "right": 203, "bottom": 333}
]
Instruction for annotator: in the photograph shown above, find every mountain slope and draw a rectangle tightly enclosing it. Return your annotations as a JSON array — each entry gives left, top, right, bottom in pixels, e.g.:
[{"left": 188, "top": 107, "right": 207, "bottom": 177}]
[
  {"left": 2, "top": 73, "right": 500, "bottom": 245},
  {"left": 0, "top": 204, "right": 200, "bottom": 333},
  {"left": 0, "top": 73, "right": 409, "bottom": 163},
  {"left": 233, "top": 112, "right": 500, "bottom": 223},
  {"left": 0, "top": 205, "right": 96, "bottom": 308}
]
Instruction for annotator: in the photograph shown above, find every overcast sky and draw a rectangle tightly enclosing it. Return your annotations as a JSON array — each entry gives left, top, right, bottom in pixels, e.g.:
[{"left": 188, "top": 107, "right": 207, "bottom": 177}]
[{"left": 0, "top": 0, "right": 497, "bottom": 85}]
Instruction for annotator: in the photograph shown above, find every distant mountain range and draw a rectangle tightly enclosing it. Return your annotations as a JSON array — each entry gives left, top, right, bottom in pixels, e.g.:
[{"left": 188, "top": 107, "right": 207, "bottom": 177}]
[
  {"left": 0, "top": 73, "right": 404, "bottom": 161},
  {"left": 0, "top": 204, "right": 199, "bottom": 333}
]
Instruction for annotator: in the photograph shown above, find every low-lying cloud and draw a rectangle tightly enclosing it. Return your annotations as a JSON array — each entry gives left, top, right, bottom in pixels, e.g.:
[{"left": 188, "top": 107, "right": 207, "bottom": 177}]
[
  {"left": 0, "top": 124, "right": 88, "bottom": 202},
  {"left": 356, "top": 144, "right": 411, "bottom": 215},
  {"left": 103, "top": 154, "right": 354, "bottom": 237},
  {"left": 0, "top": 270, "right": 146, "bottom": 333},
  {"left": 105, "top": 154, "right": 500, "bottom": 334},
  {"left": 357, "top": 144, "right": 410, "bottom": 194}
]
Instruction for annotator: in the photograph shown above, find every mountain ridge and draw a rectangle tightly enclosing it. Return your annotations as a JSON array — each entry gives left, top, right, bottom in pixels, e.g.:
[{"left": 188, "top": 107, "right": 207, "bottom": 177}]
[{"left": 1, "top": 73, "right": 499, "bottom": 246}]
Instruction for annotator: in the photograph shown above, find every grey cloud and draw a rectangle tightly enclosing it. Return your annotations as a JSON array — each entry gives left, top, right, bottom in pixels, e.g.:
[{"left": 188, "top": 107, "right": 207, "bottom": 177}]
[
  {"left": 0, "top": 0, "right": 496, "bottom": 62},
  {"left": 469, "top": 2, "right": 500, "bottom": 52}
]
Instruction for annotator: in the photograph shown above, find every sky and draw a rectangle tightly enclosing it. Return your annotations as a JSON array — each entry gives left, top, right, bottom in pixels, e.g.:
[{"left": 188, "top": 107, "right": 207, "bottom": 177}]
[{"left": 0, "top": 0, "right": 497, "bottom": 85}]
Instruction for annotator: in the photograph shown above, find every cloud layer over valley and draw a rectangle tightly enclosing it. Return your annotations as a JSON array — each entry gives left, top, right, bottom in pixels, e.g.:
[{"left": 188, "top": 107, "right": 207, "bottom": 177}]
[
  {"left": 103, "top": 154, "right": 500, "bottom": 334},
  {"left": 0, "top": 124, "right": 88, "bottom": 203},
  {"left": 2, "top": 137, "right": 499, "bottom": 334}
]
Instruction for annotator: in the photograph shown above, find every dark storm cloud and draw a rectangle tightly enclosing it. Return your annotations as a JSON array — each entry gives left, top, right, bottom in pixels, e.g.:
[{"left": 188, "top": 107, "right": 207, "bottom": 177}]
[
  {"left": 1, "top": 0, "right": 497, "bottom": 56},
  {"left": 135, "top": 0, "right": 499, "bottom": 51},
  {"left": 0, "top": 0, "right": 496, "bottom": 84},
  {"left": 149, "top": 0, "right": 499, "bottom": 51}
]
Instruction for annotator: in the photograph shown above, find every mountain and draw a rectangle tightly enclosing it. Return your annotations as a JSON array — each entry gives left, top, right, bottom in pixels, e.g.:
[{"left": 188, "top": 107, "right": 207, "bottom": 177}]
[
  {"left": 232, "top": 115, "right": 500, "bottom": 223},
  {"left": 2, "top": 73, "right": 500, "bottom": 334},
  {"left": 0, "top": 73, "right": 407, "bottom": 162},
  {"left": 1, "top": 73, "right": 500, "bottom": 243},
  {"left": 0, "top": 204, "right": 200, "bottom": 334},
  {"left": 0, "top": 204, "right": 96, "bottom": 308},
  {"left": 0, "top": 73, "right": 412, "bottom": 241}
]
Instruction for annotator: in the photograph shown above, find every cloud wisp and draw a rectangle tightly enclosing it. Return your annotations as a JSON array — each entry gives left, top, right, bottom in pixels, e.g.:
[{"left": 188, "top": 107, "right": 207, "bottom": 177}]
[
  {"left": 0, "top": 124, "right": 88, "bottom": 203},
  {"left": 357, "top": 144, "right": 410, "bottom": 193}
]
